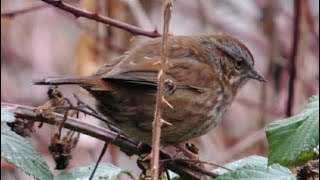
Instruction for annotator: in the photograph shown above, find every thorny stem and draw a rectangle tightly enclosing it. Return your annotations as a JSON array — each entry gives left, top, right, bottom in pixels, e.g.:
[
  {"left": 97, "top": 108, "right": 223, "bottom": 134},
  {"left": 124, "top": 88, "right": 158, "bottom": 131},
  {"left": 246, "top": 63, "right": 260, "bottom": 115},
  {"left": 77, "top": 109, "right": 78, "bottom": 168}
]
[{"left": 151, "top": 0, "right": 173, "bottom": 179}]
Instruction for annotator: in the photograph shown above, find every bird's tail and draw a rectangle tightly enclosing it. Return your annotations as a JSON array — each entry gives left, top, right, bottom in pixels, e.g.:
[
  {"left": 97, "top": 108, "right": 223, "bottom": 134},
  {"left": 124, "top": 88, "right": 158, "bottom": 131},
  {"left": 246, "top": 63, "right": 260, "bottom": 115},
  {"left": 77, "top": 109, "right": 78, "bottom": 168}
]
[{"left": 33, "top": 76, "right": 93, "bottom": 86}]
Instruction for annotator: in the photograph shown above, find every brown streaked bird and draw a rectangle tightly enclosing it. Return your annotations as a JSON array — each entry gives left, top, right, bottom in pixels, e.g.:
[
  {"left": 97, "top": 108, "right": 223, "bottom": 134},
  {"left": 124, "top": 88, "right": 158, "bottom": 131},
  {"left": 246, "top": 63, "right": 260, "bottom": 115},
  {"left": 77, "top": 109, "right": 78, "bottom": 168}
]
[{"left": 34, "top": 34, "right": 265, "bottom": 146}]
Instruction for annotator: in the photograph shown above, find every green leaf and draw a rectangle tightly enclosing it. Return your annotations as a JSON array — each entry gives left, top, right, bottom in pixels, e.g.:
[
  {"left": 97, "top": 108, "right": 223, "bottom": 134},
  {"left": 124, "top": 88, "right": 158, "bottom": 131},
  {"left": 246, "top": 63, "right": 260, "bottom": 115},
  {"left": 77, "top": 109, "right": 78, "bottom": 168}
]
[
  {"left": 1, "top": 128, "right": 53, "bottom": 180},
  {"left": 1, "top": 107, "right": 15, "bottom": 122},
  {"left": 214, "top": 156, "right": 295, "bottom": 180},
  {"left": 55, "top": 163, "right": 124, "bottom": 180},
  {"left": 267, "top": 96, "right": 319, "bottom": 167}
]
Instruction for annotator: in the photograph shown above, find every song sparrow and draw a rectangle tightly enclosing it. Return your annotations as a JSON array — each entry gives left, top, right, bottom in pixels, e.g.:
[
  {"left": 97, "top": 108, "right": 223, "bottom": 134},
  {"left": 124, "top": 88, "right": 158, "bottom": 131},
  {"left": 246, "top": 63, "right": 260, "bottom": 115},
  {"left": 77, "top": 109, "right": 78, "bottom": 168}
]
[{"left": 35, "top": 34, "right": 265, "bottom": 146}]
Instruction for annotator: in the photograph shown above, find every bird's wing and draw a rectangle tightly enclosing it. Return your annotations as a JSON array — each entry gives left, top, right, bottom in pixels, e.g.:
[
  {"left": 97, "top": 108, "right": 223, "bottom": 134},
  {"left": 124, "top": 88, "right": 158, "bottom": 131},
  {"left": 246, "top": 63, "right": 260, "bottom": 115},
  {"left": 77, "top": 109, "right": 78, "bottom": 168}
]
[
  {"left": 104, "top": 56, "right": 216, "bottom": 92},
  {"left": 92, "top": 55, "right": 127, "bottom": 76}
]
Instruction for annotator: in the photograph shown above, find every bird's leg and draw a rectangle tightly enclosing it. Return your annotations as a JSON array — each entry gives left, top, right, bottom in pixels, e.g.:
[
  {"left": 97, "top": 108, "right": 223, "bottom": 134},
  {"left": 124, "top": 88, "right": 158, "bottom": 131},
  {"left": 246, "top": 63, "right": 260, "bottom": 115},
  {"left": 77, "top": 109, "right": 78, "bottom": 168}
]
[
  {"left": 175, "top": 143, "right": 207, "bottom": 171},
  {"left": 136, "top": 142, "right": 155, "bottom": 178},
  {"left": 175, "top": 143, "right": 200, "bottom": 160}
]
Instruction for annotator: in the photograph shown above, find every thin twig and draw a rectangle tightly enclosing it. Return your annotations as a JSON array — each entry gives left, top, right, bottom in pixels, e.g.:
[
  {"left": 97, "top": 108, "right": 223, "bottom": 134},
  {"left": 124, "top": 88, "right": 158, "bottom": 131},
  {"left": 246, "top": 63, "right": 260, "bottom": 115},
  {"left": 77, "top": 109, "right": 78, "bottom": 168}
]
[
  {"left": 151, "top": 0, "right": 173, "bottom": 179},
  {"left": 1, "top": 3, "right": 47, "bottom": 17},
  {"left": 286, "top": 0, "right": 302, "bottom": 117},
  {"left": 40, "top": 0, "right": 161, "bottom": 38},
  {"left": 89, "top": 143, "right": 108, "bottom": 180},
  {"left": 169, "top": 159, "right": 233, "bottom": 172},
  {"left": 73, "top": 93, "right": 98, "bottom": 115},
  {"left": 186, "top": 164, "right": 219, "bottom": 179},
  {"left": 54, "top": 100, "right": 120, "bottom": 132}
]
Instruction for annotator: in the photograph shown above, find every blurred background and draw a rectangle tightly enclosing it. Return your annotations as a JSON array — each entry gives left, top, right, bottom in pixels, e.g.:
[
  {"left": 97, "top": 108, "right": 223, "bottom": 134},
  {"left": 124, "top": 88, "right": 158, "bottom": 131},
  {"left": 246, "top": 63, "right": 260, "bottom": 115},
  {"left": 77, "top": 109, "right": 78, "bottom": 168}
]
[{"left": 1, "top": 0, "right": 319, "bottom": 179}]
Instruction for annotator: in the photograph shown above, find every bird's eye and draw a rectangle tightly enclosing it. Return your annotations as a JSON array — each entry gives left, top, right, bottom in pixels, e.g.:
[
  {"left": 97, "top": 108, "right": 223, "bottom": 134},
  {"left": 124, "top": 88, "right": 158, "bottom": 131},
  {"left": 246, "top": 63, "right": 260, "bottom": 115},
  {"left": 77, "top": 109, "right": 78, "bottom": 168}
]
[{"left": 235, "top": 60, "right": 244, "bottom": 69}]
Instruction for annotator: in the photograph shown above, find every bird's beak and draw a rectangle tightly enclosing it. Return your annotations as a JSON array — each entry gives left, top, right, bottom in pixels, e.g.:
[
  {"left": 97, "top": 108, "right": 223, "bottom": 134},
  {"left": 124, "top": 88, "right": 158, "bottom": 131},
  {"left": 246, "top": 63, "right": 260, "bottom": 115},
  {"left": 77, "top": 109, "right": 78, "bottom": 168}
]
[{"left": 248, "top": 68, "right": 266, "bottom": 82}]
